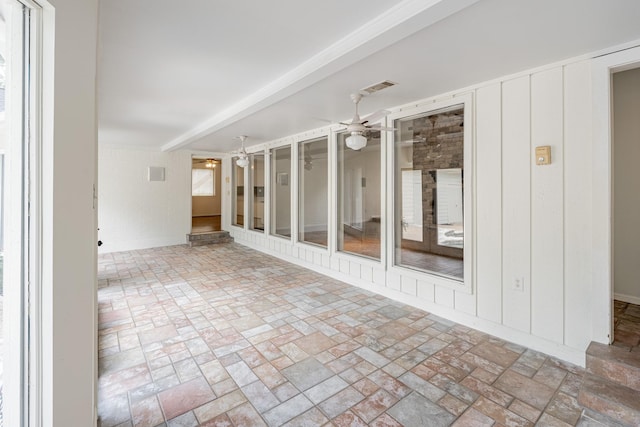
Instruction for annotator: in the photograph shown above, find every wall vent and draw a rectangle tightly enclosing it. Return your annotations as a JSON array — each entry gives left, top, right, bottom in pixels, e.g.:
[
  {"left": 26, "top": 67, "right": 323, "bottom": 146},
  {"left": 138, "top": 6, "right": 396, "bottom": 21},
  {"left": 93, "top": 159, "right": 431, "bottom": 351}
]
[{"left": 360, "top": 80, "right": 397, "bottom": 95}]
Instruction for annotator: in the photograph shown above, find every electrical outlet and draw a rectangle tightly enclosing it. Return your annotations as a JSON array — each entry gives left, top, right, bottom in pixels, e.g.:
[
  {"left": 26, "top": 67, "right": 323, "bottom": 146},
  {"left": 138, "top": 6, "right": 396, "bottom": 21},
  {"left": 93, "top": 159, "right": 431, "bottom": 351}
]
[{"left": 513, "top": 277, "right": 524, "bottom": 292}]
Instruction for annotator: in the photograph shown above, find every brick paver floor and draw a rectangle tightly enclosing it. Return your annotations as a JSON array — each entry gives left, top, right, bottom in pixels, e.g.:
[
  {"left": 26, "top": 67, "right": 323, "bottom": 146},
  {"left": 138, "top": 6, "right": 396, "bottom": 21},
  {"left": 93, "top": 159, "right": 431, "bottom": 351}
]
[{"left": 98, "top": 243, "right": 592, "bottom": 426}]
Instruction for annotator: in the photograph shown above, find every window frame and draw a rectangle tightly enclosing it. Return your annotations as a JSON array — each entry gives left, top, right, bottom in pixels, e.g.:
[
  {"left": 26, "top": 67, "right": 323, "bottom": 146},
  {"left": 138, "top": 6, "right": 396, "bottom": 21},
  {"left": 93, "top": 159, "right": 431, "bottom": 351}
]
[
  {"left": 386, "top": 94, "right": 474, "bottom": 294},
  {"left": 296, "top": 135, "right": 330, "bottom": 249},
  {"left": 191, "top": 167, "right": 215, "bottom": 197},
  {"left": 335, "top": 129, "right": 383, "bottom": 262},
  {"left": 269, "top": 144, "right": 292, "bottom": 240}
]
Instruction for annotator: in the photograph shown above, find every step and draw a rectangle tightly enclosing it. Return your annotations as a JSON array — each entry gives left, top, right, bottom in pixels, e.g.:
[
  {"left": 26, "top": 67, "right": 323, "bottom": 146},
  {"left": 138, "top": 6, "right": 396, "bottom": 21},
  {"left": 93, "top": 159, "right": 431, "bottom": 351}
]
[
  {"left": 586, "top": 342, "right": 640, "bottom": 392},
  {"left": 578, "top": 374, "right": 640, "bottom": 427},
  {"left": 186, "top": 231, "right": 233, "bottom": 247}
]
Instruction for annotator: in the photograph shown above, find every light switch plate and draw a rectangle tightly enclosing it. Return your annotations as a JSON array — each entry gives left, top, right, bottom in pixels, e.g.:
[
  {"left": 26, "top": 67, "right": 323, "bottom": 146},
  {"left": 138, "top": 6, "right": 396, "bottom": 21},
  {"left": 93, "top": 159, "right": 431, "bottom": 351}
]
[{"left": 535, "top": 146, "right": 551, "bottom": 165}]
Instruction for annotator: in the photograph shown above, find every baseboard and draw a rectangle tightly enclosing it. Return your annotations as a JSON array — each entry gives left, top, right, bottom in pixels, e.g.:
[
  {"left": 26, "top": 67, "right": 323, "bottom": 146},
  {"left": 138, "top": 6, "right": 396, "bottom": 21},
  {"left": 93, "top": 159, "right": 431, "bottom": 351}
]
[
  {"left": 230, "top": 232, "right": 586, "bottom": 367},
  {"left": 614, "top": 292, "right": 640, "bottom": 306}
]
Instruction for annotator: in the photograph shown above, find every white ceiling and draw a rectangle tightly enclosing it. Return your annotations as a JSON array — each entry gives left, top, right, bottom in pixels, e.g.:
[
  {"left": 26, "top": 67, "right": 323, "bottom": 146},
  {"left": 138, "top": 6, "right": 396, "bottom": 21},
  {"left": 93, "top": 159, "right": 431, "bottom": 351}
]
[{"left": 98, "top": 0, "right": 640, "bottom": 153}]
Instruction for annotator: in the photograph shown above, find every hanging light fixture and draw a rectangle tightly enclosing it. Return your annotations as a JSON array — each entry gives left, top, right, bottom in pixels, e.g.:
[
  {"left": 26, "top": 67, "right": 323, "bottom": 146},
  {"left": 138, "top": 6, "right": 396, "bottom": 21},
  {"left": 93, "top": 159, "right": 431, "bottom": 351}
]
[
  {"left": 345, "top": 132, "right": 367, "bottom": 150},
  {"left": 235, "top": 135, "right": 249, "bottom": 168},
  {"left": 205, "top": 159, "right": 216, "bottom": 168}
]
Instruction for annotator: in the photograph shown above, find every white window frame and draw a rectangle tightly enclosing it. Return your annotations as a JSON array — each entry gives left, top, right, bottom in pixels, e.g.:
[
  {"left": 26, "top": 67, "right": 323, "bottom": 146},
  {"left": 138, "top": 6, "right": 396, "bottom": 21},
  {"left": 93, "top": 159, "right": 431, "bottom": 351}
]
[
  {"left": 386, "top": 94, "right": 474, "bottom": 294},
  {"left": 3, "top": 0, "right": 45, "bottom": 425},
  {"left": 191, "top": 168, "right": 215, "bottom": 197}
]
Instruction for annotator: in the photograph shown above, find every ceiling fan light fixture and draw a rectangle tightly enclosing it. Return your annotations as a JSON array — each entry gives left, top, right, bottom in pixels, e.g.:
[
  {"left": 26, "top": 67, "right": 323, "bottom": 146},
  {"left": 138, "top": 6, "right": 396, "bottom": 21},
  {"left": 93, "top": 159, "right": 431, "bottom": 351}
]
[
  {"left": 346, "top": 132, "right": 367, "bottom": 150},
  {"left": 236, "top": 156, "right": 249, "bottom": 168},
  {"left": 234, "top": 135, "right": 250, "bottom": 168},
  {"left": 205, "top": 159, "right": 216, "bottom": 168}
]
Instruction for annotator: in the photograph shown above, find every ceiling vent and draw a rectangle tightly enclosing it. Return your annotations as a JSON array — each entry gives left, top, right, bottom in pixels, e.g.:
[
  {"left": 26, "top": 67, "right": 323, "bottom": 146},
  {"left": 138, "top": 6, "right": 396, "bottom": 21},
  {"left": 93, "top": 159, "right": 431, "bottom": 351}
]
[{"left": 360, "top": 80, "right": 397, "bottom": 95}]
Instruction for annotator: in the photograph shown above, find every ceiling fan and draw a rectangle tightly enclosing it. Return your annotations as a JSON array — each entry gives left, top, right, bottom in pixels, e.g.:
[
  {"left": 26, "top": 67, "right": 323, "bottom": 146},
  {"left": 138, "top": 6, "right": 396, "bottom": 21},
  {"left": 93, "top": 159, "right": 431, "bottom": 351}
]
[
  {"left": 232, "top": 135, "right": 249, "bottom": 168},
  {"left": 341, "top": 93, "right": 394, "bottom": 151},
  {"left": 193, "top": 158, "right": 220, "bottom": 168}
]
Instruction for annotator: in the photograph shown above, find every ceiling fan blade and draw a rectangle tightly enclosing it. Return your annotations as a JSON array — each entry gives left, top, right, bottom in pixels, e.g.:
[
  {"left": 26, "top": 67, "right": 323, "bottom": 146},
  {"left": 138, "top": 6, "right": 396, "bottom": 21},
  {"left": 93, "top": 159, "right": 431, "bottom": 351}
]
[
  {"left": 368, "top": 125, "right": 396, "bottom": 132},
  {"left": 362, "top": 109, "right": 390, "bottom": 125}
]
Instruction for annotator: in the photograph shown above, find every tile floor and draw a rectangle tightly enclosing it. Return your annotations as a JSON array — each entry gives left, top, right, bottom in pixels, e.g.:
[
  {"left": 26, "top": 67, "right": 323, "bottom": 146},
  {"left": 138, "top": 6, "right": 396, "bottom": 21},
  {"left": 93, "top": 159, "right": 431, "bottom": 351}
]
[
  {"left": 98, "top": 243, "right": 590, "bottom": 427},
  {"left": 613, "top": 300, "right": 640, "bottom": 351}
]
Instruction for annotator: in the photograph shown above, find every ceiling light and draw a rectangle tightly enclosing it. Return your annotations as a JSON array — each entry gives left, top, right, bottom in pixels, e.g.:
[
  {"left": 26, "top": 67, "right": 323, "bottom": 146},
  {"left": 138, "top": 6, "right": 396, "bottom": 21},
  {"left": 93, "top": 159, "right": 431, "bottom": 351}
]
[
  {"left": 346, "top": 132, "right": 367, "bottom": 150},
  {"left": 236, "top": 156, "right": 249, "bottom": 168},
  {"left": 234, "top": 135, "right": 249, "bottom": 168},
  {"left": 205, "top": 159, "right": 216, "bottom": 168}
]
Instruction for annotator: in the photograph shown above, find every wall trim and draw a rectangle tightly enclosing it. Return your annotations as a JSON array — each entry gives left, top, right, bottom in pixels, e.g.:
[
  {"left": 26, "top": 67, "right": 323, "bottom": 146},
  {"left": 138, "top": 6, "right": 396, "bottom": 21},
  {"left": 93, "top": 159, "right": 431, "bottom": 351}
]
[
  {"left": 591, "top": 45, "right": 640, "bottom": 345},
  {"left": 614, "top": 293, "right": 640, "bottom": 306}
]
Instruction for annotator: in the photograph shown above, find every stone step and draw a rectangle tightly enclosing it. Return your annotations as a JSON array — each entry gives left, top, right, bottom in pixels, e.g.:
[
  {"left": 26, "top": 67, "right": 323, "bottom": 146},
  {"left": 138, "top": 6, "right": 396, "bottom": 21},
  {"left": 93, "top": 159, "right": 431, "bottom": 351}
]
[
  {"left": 578, "top": 374, "right": 640, "bottom": 427},
  {"left": 186, "top": 231, "right": 233, "bottom": 247},
  {"left": 586, "top": 342, "right": 640, "bottom": 392}
]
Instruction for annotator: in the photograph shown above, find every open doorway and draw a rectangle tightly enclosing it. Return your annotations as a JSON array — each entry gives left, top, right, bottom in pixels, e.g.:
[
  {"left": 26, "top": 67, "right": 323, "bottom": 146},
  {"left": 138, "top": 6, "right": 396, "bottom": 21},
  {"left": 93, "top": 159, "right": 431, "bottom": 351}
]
[
  {"left": 191, "top": 157, "right": 222, "bottom": 233},
  {"left": 612, "top": 67, "right": 640, "bottom": 350}
]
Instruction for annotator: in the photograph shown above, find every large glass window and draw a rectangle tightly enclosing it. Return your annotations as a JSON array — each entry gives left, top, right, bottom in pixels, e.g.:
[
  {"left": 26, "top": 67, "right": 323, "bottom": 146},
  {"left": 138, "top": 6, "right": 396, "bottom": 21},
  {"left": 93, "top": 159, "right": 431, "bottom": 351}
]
[
  {"left": 394, "top": 105, "right": 464, "bottom": 279},
  {"left": 298, "top": 136, "right": 328, "bottom": 247},
  {"left": 192, "top": 168, "right": 214, "bottom": 196},
  {"left": 232, "top": 159, "right": 244, "bottom": 227},
  {"left": 249, "top": 153, "right": 264, "bottom": 232},
  {"left": 337, "top": 131, "right": 381, "bottom": 259},
  {"left": 270, "top": 145, "right": 291, "bottom": 238}
]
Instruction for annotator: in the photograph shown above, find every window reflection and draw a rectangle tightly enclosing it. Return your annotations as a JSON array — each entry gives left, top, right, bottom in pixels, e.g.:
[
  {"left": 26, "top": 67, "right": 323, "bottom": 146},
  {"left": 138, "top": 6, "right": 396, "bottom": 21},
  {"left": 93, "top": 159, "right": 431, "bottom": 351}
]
[
  {"left": 232, "top": 159, "right": 244, "bottom": 227},
  {"left": 249, "top": 153, "right": 264, "bottom": 232},
  {"left": 337, "top": 131, "right": 381, "bottom": 259},
  {"left": 270, "top": 146, "right": 291, "bottom": 238},
  {"left": 394, "top": 105, "right": 464, "bottom": 279},
  {"left": 298, "top": 136, "right": 328, "bottom": 247}
]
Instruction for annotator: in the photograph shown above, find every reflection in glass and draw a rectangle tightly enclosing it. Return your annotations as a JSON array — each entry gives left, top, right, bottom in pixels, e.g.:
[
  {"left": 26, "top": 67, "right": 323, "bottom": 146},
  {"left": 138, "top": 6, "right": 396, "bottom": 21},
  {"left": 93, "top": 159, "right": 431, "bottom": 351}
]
[
  {"left": 270, "top": 146, "right": 291, "bottom": 238},
  {"left": 394, "top": 105, "right": 464, "bottom": 279},
  {"left": 232, "top": 158, "right": 244, "bottom": 227},
  {"left": 298, "top": 136, "right": 328, "bottom": 247},
  {"left": 249, "top": 153, "right": 265, "bottom": 232},
  {"left": 337, "top": 131, "right": 381, "bottom": 259}
]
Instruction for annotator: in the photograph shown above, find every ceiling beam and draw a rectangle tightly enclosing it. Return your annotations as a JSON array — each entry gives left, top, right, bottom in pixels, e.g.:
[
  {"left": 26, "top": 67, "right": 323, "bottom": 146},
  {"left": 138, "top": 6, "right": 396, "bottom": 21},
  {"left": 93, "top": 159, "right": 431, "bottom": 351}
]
[{"left": 161, "top": 0, "right": 480, "bottom": 152}]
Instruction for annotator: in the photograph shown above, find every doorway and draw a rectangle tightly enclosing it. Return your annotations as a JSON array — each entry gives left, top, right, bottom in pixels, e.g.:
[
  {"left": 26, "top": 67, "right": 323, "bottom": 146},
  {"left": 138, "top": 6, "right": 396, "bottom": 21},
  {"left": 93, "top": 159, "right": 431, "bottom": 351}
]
[
  {"left": 612, "top": 66, "right": 640, "bottom": 349},
  {"left": 191, "top": 157, "right": 222, "bottom": 233}
]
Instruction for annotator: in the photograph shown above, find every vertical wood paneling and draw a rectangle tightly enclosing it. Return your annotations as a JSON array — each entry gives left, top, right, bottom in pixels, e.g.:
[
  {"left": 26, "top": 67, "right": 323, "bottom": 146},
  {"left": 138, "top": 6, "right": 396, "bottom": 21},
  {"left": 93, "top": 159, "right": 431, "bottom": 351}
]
[
  {"left": 563, "top": 61, "right": 593, "bottom": 349},
  {"left": 387, "top": 271, "right": 401, "bottom": 290},
  {"left": 475, "top": 83, "right": 502, "bottom": 322},
  {"left": 455, "top": 290, "right": 476, "bottom": 315},
  {"left": 417, "top": 280, "right": 435, "bottom": 302},
  {"left": 339, "top": 258, "right": 349, "bottom": 274},
  {"left": 502, "top": 76, "right": 532, "bottom": 333},
  {"left": 361, "top": 265, "right": 373, "bottom": 282},
  {"left": 349, "top": 262, "right": 361, "bottom": 279},
  {"left": 401, "top": 276, "right": 417, "bottom": 296},
  {"left": 531, "top": 68, "right": 565, "bottom": 344},
  {"left": 435, "top": 286, "right": 455, "bottom": 308}
]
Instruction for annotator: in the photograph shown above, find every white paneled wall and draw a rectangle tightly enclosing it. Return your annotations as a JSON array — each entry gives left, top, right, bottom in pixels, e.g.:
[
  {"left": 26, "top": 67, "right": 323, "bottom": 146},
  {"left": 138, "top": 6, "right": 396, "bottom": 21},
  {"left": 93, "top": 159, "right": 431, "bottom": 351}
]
[{"left": 228, "top": 58, "right": 594, "bottom": 365}]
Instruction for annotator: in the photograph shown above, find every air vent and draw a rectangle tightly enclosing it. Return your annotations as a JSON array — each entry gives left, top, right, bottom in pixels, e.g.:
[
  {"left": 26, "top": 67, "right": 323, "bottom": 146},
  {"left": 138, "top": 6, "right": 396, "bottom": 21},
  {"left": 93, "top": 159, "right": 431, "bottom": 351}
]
[{"left": 360, "top": 80, "right": 396, "bottom": 95}]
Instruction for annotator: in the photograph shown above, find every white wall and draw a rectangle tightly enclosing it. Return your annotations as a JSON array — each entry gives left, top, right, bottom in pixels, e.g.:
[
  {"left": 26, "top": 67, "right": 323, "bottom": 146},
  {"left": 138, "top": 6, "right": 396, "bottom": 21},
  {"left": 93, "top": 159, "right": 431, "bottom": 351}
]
[
  {"left": 228, "top": 57, "right": 595, "bottom": 366},
  {"left": 98, "top": 146, "right": 191, "bottom": 252},
  {"left": 613, "top": 67, "right": 640, "bottom": 304},
  {"left": 43, "top": 0, "right": 99, "bottom": 425}
]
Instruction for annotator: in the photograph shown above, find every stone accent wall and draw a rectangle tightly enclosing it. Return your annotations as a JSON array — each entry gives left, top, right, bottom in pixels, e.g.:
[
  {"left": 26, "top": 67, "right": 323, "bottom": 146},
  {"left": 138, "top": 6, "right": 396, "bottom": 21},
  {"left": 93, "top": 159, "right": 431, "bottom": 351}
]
[{"left": 405, "top": 108, "right": 464, "bottom": 259}]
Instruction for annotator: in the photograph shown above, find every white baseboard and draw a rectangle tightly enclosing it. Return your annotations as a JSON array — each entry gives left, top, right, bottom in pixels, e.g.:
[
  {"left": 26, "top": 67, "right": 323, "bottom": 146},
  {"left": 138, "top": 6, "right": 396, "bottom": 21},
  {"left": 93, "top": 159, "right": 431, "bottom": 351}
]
[
  {"left": 614, "top": 292, "right": 640, "bottom": 306},
  {"left": 230, "top": 231, "right": 586, "bottom": 367}
]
